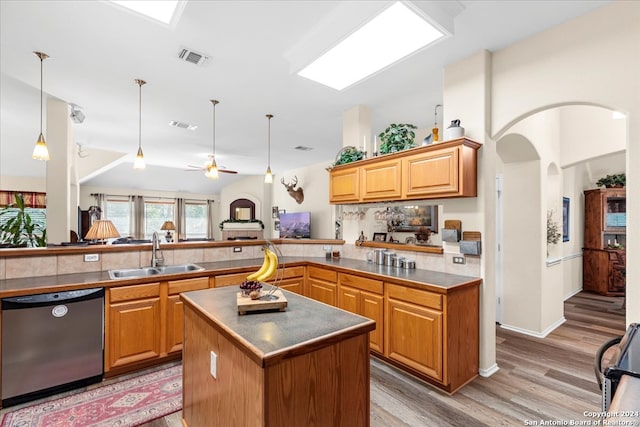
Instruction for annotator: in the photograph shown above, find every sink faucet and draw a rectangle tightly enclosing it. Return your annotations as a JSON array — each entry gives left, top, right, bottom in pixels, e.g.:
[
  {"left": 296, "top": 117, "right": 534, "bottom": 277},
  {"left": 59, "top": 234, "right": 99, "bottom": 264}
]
[{"left": 151, "top": 232, "right": 165, "bottom": 267}]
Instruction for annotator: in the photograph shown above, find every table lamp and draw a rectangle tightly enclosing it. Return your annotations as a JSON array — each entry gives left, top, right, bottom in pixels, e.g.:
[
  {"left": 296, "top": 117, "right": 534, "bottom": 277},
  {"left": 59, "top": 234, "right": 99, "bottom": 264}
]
[
  {"left": 84, "top": 219, "right": 120, "bottom": 244},
  {"left": 161, "top": 221, "right": 176, "bottom": 243}
]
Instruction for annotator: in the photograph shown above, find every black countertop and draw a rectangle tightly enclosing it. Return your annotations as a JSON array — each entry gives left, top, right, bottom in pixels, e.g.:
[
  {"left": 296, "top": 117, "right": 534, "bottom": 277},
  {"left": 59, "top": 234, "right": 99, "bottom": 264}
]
[
  {"left": 181, "top": 285, "right": 376, "bottom": 366},
  {"left": 0, "top": 256, "right": 481, "bottom": 298}
]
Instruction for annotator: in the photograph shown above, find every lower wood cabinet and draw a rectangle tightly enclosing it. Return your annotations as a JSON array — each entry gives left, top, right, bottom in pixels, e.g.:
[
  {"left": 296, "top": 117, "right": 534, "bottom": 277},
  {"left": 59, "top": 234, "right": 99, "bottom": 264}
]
[
  {"left": 307, "top": 266, "right": 337, "bottom": 306},
  {"left": 338, "top": 273, "right": 384, "bottom": 354},
  {"left": 583, "top": 248, "right": 625, "bottom": 296},
  {"left": 105, "top": 276, "right": 210, "bottom": 375}
]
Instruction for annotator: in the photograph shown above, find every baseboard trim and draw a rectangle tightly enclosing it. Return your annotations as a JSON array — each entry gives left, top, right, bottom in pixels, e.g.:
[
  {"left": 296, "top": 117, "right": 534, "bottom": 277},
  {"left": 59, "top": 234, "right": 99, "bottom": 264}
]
[
  {"left": 564, "top": 287, "right": 582, "bottom": 301},
  {"left": 479, "top": 363, "right": 499, "bottom": 377},
  {"left": 500, "top": 316, "right": 567, "bottom": 338}
]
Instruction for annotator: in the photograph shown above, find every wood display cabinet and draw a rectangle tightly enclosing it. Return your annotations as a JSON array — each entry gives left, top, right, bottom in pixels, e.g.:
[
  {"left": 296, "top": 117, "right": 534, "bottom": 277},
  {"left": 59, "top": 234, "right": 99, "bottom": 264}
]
[
  {"left": 105, "top": 277, "right": 209, "bottom": 375},
  {"left": 338, "top": 272, "right": 384, "bottom": 354},
  {"left": 329, "top": 138, "right": 481, "bottom": 204},
  {"left": 583, "top": 188, "right": 626, "bottom": 296},
  {"left": 306, "top": 265, "right": 338, "bottom": 306}
]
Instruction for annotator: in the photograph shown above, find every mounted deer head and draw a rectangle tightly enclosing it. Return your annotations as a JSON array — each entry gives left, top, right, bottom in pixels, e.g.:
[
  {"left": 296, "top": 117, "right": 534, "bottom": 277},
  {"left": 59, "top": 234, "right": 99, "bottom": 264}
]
[{"left": 281, "top": 176, "right": 304, "bottom": 204}]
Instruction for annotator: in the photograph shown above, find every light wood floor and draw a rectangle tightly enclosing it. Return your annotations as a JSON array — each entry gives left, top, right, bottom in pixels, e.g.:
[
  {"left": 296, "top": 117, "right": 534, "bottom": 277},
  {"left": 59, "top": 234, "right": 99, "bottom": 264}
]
[
  {"left": 143, "top": 291, "right": 626, "bottom": 427},
  {"left": 1, "top": 292, "right": 625, "bottom": 427}
]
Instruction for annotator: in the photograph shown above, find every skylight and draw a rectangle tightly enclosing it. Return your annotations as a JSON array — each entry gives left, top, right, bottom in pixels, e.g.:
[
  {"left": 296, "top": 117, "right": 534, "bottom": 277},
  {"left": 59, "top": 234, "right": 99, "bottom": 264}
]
[
  {"left": 111, "top": 1, "right": 181, "bottom": 25},
  {"left": 298, "top": 2, "right": 446, "bottom": 91}
]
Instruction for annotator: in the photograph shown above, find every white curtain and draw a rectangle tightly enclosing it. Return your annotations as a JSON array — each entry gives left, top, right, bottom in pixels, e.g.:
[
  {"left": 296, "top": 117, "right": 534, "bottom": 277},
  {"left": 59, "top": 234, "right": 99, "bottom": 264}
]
[
  {"left": 133, "top": 195, "right": 145, "bottom": 240},
  {"left": 207, "top": 199, "right": 216, "bottom": 240},
  {"left": 176, "top": 198, "right": 186, "bottom": 241}
]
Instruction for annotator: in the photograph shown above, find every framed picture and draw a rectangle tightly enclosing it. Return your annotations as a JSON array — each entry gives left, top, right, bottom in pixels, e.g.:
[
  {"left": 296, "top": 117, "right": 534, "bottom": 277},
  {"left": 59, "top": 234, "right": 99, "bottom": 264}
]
[
  {"left": 562, "top": 197, "right": 570, "bottom": 242},
  {"left": 274, "top": 220, "right": 280, "bottom": 231},
  {"left": 373, "top": 232, "right": 387, "bottom": 242},
  {"left": 272, "top": 206, "right": 279, "bottom": 218}
]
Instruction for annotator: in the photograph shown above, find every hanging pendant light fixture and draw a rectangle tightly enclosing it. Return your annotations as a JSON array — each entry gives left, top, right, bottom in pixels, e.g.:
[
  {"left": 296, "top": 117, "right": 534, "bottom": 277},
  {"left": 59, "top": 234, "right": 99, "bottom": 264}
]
[
  {"left": 133, "top": 78, "right": 146, "bottom": 170},
  {"left": 264, "top": 114, "right": 274, "bottom": 184},
  {"left": 32, "top": 51, "right": 50, "bottom": 161},
  {"left": 206, "top": 99, "right": 220, "bottom": 180}
]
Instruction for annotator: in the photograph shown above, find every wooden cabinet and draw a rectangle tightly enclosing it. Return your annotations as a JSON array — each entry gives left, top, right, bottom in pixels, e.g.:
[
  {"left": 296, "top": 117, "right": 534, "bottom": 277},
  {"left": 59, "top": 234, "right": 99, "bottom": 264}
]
[
  {"left": 166, "top": 277, "right": 210, "bottom": 354},
  {"left": 272, "top": 266, "right": 305, "bottom": 295},
  {"left": 384, "top": 282, "right": 479, "bottom": 393},
  {"left": 583, "top": 188, "right": 626, "bottom": 296},
  {"left": 338, "top": 273, "right": 384, "bottom": 354},
  {"left": 106, "top": 276, "right": 210, "bottom": 374},
  {"left": 329, "top": 165, "right": 360, "bottom": 203},
  {"left": 360, "top": 158, "right": 402, "bottom": 201},
  {"left": 328, "top": 138, "right": 481, "bottom": 204},
  {"left": 214, "top": 271, "right": 250, "bottom": 288},
  {"left": 307, "top": 266, "right": 337, "bottom": 306},
  {"left": 106, "top": 283, "right": 162, "bottom": 371}
]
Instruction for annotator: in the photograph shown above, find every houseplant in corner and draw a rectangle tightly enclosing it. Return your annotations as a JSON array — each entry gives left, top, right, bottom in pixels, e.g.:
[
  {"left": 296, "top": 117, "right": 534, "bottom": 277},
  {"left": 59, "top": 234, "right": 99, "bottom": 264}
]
[
  {"left": 0, "top": 193, "right": 47, "bottom": 247},
  {"left": 326, "top": 146, "right": 364, "bottom": 170},
  {"left": 378, "top": 123, "right": 417, "bottom": 155},
  {"left": 596, "top": 173, "right": 625, "bottom": 188}
]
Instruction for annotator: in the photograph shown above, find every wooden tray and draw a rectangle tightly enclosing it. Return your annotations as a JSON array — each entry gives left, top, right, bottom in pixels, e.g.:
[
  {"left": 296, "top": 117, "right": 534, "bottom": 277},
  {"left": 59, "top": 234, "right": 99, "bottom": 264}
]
[{"left": 237, "top": 289, "right": 288, "bottom": 315}]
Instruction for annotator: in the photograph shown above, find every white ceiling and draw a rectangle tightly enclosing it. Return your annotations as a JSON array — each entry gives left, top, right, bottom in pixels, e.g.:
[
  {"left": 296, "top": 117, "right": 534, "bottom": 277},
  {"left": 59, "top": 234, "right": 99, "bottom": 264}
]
[{"left": 0, "top": 0, "right": 610, "bottom": 195}]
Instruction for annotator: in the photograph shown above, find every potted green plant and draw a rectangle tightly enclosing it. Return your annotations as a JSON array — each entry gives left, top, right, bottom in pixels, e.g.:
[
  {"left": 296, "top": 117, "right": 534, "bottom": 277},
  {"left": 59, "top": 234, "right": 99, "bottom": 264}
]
[
  {"left": 327, "top": 146, "right": 364, "bottom": 170},
  {"left": 596, "top": 173, "right": 626, "bottom": 188},
  {"left": 219, "top": 218, "right": 265, "bottom": 231},
  {"left": 0, "top": 193, "right": 47, "bottom": 247},
  {"left": 378, "top": 123, "right": 417, "bottom": 155}
]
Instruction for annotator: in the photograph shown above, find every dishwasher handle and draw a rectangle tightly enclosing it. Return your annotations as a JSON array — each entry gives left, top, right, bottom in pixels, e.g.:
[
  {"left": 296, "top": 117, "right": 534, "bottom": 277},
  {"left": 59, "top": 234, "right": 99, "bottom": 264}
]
[{"left": 2, "top": 287, "right": 104, "bottom": 310}]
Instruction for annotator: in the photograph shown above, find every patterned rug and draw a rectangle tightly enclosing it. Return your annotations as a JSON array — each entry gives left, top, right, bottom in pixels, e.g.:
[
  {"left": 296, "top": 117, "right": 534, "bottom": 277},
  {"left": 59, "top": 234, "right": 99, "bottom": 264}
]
[{"left": 0, "top": 364, "right": 182, "bottom": 427}]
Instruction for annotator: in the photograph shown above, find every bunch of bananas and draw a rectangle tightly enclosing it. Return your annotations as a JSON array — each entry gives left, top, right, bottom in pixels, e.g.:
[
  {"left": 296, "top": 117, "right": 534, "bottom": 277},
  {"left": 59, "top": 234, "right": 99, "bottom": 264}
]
[{"left": 246, "top": 247, "right": 279, "bottom": 283}]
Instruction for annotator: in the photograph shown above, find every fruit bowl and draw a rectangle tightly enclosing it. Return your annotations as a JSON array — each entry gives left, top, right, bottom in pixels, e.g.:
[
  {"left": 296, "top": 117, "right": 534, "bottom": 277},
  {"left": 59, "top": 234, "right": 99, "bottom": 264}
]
[{"left": 239, "top": 280, "right": 262, "bottom": 298}]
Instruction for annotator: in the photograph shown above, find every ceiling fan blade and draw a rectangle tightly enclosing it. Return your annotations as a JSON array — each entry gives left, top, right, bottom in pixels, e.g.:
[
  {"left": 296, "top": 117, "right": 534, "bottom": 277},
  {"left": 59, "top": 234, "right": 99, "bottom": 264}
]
[{"left": 219, "top": 169, "right": 238, "bottom": 174}]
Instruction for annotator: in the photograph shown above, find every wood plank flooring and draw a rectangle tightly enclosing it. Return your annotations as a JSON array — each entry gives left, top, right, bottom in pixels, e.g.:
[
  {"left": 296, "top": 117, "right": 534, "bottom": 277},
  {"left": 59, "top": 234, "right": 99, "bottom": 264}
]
[{"left": 1, "top": 292, "right": 625, "bottom": 426}]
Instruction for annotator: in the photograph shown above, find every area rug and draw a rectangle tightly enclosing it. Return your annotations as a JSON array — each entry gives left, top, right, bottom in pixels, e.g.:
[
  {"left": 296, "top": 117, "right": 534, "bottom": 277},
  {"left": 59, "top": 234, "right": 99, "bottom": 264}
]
[{"left": 0, "top": 364, "right": 182, "bottom": 427}]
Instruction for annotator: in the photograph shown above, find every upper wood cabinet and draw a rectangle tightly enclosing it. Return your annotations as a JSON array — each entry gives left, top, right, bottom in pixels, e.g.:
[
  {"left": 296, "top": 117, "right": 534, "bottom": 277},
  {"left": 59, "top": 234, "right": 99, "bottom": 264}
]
[{"left": 329, "top": 138, "right": 481, "bottom": 204}]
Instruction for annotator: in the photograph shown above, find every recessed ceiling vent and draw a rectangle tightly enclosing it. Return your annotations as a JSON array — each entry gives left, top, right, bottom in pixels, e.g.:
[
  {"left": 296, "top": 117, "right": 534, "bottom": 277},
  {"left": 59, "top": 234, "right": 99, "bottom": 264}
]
[
  {"left": 177, "top": 47, "right": 208, "bottom": 66},
  {"left": 294, "top": 145, "right": 313, "bottom": 151},
  {"left": 169, "top": 120, "right": 198, "bottom": 131}
]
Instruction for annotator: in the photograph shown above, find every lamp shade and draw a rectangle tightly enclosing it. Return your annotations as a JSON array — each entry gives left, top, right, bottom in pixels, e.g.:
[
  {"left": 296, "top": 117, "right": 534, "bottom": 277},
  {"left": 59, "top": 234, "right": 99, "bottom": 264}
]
[
  {"left": 85, "top": 219, "right": 121, "bottom": 241},
  {"left": 160, "top": 221, "right": 176, "bottom": 231}
]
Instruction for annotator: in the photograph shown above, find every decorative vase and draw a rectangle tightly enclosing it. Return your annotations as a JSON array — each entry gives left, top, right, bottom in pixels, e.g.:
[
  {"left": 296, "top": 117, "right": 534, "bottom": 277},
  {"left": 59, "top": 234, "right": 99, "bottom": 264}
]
[{"left": 444, "top": 119, "right": 464, "bottom": 140}]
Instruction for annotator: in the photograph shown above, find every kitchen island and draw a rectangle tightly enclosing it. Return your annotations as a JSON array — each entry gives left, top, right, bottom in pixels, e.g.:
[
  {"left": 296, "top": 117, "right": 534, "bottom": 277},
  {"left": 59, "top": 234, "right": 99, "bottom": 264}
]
[{"left": 180, "top": 285, "right": 376, "bottom": 427}]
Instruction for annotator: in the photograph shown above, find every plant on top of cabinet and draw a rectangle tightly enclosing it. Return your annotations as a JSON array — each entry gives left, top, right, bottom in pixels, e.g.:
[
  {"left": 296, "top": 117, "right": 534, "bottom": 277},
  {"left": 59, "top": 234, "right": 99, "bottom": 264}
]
[
  {"left": 326, "top": 146, "right": 364, "bottom": 170},
  {"left": 596, "top": 173, "right": 625, "bottom": 188},
  {"left": 378, "top": 123, "right": 417, "bottom": 155},
  {"left": 0, "top": 193, "right": 47, "bottom": 247}
]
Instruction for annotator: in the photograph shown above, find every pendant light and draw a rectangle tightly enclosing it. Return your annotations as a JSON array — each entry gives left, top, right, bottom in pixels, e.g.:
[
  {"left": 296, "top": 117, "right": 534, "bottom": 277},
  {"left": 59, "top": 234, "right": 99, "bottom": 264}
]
[
  {"left": 264, "top": 114, "right": 274, "bottom": 184},
  {"left": 206, "top": 99, "right": 220, "bottom": 180},
  {"left": 32, "top": 51, "right": 50, "bottom": 161},
  {"left": 133, "top": 79, "right": 146, "bottom": 170}
]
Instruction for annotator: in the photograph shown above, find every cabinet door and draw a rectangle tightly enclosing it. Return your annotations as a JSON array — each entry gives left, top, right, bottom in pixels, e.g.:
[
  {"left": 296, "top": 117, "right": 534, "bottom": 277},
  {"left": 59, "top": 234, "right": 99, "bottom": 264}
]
[
  {"left": 361, "top": 158, "right": 402, "bottom": 201},
  {"left": 166, "top": 277, "right": 210, "bottom": 354},
  {"left": 108, "top": 297, "right": 161, "bottom": 369},
  {"left": 329, "top": 166, "right": 360, "bottom": 203},
  {"left": 386, "top": 298, "right": 443, "bottom": 382},
  {"left": 278, "top": 277, "right": 304, "bottom": 295},
  {"left": 361, "top": 291, "right": 384, "bottom": 354},
  {"left": 338, "top": 285, "right": 360, "bottom": 314},
  {"left": 308, "top": 278, "right": 337, "bottom": 306},
  {"left": 402, "top": 146, "right": 459, "bottom": 198},
  {"left": 215, "top": 272, "right": 249, "bottom": 287}
]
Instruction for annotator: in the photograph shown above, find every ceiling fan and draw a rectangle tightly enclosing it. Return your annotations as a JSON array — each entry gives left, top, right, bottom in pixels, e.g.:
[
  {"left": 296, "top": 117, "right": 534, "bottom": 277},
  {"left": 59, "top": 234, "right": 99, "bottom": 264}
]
[{"left": 185, "top": 99, "right": 237, "bottom": 177}]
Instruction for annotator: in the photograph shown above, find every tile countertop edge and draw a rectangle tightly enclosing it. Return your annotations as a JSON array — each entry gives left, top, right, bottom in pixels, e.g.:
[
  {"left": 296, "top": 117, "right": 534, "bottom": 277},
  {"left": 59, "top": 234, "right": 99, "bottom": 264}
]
[
  {"left": 0, "top": 257, "right": 481, "bottom": 298},
  {"left": 180, "top": 287, "right": 376, "bottom": 368}
]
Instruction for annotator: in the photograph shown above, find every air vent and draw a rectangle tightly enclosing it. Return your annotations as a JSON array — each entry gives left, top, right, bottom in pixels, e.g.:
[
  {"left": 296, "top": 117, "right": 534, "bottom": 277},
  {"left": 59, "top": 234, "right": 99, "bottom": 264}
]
[
  {"left": 169, "top": 121, "right": 198, "bottom": 131},
  {"left": 177, "top": 47, "right": 208, "bottom": 66},
  {"left": 294, "top": 146, "right": 313, "bottom": 151}
]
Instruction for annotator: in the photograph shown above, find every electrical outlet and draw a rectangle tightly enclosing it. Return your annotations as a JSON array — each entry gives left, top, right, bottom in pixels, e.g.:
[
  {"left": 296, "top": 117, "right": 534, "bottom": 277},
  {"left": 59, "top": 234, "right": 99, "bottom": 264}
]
[
  {"left": 233, "top": 247, "right": 242, "bottom": 253},
  {"left": 323, "top": 245, "right": 332, "bottom": 251},
  {"left": 210, "top": 351, "right": 217, "bottom": 379},
  {"left": 453, "top": 256, "right": 466, "bottom": 265},
  {"left": 84, "top": 254, "right": 99, "bottom": 262}
]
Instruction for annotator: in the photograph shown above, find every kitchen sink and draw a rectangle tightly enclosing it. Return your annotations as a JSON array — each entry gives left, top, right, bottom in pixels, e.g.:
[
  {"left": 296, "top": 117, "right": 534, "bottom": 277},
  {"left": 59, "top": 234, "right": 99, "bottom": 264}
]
[{"left": 108, "top": 264, "right": 204, "bottom": 279}]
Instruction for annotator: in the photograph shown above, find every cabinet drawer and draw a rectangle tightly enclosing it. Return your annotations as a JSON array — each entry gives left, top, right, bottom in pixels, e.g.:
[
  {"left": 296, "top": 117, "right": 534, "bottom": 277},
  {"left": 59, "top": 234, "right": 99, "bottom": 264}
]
[
  {"left": 168, "top": 277, "right": 210, "bottom": 295},
  {"left": 339, "top": 273, "right": 383, "bottom": 294},
  {"left": 110, "top": 282, "right": 160, "bottom": 303},
  {"left": 214, "top": 272, "right": 248, "bottom": 288},
  {"left": 387, "top": 283, "right": 442, "bottom": 310},
  {"left": 308, "top": 266, "right": 337, "bottom": 283},
  {"left": 264, "top": 265, "right": 305, "bottom": 281}
]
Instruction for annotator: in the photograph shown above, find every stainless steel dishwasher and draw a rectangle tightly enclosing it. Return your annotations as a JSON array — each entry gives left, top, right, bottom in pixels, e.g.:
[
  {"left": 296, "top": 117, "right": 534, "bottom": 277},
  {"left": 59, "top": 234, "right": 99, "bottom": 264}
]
[{"left": 2, "top": 287, "right": 104, "bottom": 407}]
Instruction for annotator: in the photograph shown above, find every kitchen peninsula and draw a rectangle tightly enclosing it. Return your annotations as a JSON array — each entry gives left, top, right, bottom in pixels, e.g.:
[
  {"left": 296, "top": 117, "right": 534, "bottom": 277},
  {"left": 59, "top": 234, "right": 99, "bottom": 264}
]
[{"left": 180, "top": 286, "right": 375, "bottom": 426}]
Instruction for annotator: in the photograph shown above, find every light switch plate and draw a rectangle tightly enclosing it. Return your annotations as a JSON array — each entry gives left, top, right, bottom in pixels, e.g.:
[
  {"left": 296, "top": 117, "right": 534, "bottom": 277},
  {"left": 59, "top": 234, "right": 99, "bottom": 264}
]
[
  {"left": 233, "top": 247, "right": 242, "bottom": 253},
  {"left": 84, "top": 254, "right": 99, "bottom": 262},
  {"left": 210, "top": 351, "right": 217, "bottom": 379}
]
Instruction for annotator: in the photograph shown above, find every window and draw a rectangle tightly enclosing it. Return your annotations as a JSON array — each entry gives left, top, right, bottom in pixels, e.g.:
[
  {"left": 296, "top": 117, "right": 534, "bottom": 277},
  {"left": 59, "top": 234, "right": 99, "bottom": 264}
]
[
  {"left": 0, "top": 207, "right": 46, "bottom": 245},
  {"left": 144, "top": 200, "right": 174, "bottom": 240},
  {"left": 185, "top": 202, "right": 207, "bottom": 239},
  {"left": 104, "top": 197, "right": 132, "bottom": 237}
]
